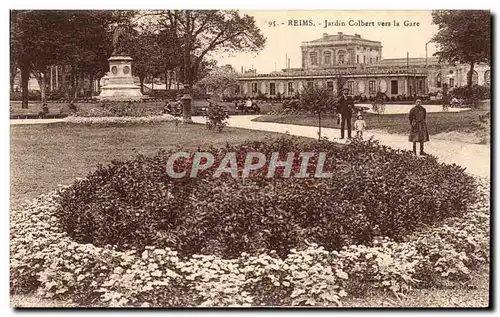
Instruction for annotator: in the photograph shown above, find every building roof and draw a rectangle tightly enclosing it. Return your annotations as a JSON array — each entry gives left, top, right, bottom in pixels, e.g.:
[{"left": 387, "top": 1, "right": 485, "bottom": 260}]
[
  {"left": 303, "top": 32, "right": 382, "bottom": 46},
  {"left": 237, "top": 67, "right": 427, "bottom": 80},
  {"left": 376, "top": 57, "right": 440, "bottom": 66}
]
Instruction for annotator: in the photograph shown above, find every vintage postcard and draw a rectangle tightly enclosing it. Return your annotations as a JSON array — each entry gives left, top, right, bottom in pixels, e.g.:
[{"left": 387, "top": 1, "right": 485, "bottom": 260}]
[{"left": 10, "top": 9, "right": 491, "bottom": 308}]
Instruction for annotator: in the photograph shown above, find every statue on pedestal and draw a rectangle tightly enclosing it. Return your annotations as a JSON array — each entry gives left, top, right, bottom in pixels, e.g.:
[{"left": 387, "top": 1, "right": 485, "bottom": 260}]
[{"left": 112, "top": 25, "right": 128, "bottom": 56}]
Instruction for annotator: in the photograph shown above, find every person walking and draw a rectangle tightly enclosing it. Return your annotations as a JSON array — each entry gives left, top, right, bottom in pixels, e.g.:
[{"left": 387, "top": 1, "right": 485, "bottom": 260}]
[
  {"left": 336, "top": 88, "right": 354, "bottom": 139},
  {"left": 408, "top": 99, "right": 430, "bottom": 155},
  {"left": 354, "top": 114, "right": 367, "bottom": 139}
]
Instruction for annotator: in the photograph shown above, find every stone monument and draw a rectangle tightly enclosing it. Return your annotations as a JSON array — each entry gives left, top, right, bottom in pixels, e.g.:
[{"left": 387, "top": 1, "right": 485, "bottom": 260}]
[
  {"left": 97, "top": 25, "right": 144, "bottom": 100},
  {"left": 97, "top": 56, "right": 144, "bottom": 100}
]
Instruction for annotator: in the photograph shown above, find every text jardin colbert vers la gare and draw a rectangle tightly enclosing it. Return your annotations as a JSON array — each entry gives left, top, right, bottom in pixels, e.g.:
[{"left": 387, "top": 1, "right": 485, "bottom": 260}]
[{"left": 268, "top": 19, "right": 421, "bottom": 28}]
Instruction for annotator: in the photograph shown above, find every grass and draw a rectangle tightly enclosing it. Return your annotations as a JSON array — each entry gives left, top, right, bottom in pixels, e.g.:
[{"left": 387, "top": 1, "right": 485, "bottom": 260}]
[
  {"left": 10, "top": 120, "right": 490, "bottom": 308},
  {"left": 253, "top": 108, "right": 490, "bottom": 137},
  {"left": 10, "top": 121, "right": 285, "bottom": 206}
]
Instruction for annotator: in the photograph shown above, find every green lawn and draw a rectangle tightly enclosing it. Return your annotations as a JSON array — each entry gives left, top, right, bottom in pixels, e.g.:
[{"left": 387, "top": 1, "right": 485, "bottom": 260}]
[
  {"left": 10, "top": 121, "right": 285, "bottom": 205},
  {"left": 254, "top": 108, "right": 490, "bottom": 136}
]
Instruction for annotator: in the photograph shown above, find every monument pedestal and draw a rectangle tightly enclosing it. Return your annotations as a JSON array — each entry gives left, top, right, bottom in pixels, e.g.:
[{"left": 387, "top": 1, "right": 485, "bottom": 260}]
[{"left": 98, "top": 55, "right": 144, "bottom": 101}]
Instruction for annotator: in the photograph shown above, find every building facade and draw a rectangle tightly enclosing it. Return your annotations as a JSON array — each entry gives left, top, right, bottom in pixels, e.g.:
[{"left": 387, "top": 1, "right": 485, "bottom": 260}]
[{"left": 235, "top": 32, "right": 490, "bottom": 98}]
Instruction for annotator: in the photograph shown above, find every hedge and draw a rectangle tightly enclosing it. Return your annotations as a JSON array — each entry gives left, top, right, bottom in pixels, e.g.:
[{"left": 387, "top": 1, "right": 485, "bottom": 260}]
[
  {"left": 10, "top": 178, "right": 489, "bottom": 307},
  {"left": 54, "top": 137, "right": 478, "bottom": 259}
]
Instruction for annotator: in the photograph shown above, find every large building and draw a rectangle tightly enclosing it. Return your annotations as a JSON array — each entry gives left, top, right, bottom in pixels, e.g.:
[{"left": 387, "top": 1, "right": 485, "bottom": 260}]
[{"left": 236, "top": 32, "right": 490, "bottom": 98}]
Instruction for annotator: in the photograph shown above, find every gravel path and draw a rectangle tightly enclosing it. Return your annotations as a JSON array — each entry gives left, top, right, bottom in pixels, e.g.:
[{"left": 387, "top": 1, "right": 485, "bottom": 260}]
[
  {"left": 10, "top": 115, "right": 490, "bottom": 178},
  {"left": 193, "top": 115, "right": 490, "bottom": 179}
]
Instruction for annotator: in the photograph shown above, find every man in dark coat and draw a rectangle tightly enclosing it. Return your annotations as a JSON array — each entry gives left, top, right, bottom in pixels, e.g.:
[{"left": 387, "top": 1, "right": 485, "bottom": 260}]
[
  {"left": 336, "top": 88, "right": 355, "bottom": 139},
  {"left": 408, "top": 99, "right": 430, "bottom": 155}
]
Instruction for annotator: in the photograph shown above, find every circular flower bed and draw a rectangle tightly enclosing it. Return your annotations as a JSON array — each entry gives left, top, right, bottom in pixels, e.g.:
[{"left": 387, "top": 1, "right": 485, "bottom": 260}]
[
  {"left": 10, "top": 179, "right": 489, "bottom": 307},
  {"left": 55, "top": 137, "right": 478, "bottom": 259}
]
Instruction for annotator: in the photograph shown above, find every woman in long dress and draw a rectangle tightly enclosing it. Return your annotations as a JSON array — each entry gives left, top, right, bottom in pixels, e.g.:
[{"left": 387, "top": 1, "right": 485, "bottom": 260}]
[{"left": 408, "top": 99, "right": 430, "bottom": 155}]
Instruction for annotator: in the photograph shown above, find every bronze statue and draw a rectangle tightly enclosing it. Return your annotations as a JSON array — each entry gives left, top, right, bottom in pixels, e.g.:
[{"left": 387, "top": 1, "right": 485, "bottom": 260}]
[{"left": 112, "top": 25, "right": 128, "bottom": 56}]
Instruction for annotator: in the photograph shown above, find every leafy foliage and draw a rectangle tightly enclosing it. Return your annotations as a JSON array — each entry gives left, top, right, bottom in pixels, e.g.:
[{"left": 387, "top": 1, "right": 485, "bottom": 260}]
[
  {"left": 53, "top": 136, "right": 478, "bottom": 259},
  {"left": 198, "top": 65, "right": 239, "bottom": 97},
  {"left": 71, "top": 101, "right": 163, "bottom": 117},
  {"left": 10, "top": 179, "right": 489, "bottom": 306},
  {"left": 431, "top": 10, "right": 490, "bottom": 87},
  {"left": 451, "top": 85, "right": 490, "bottom": 106},
  {"left": 205, "top": 103, "right": 230, "bottom": 132}
]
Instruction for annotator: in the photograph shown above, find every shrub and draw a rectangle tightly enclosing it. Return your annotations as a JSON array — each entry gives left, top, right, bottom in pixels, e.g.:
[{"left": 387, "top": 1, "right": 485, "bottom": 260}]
[
  {"left": 65, "top": 115, "right": 175, "bottom": 125},
  {"left": 72, "top": 101, "right": 162, "bottom": 117},
  {"left": 10, "top": 178, "right": 489, "bottom": 307},
  {"left": 47, "top": 90, "right": 66, "bottom": 100},
  {"left": 10, "top": 90, "right": 41, "bottom": 101},
  {"left": 205, "top": 103, "right": 230, "bottom": 132},
  {"left": 146, "top": 90, "right": 181, "bottom": 99},
  {"left": 54, "top": 137, "right": 478, "bottom": 260},
  {"left": 451, "top": 85, "right": 490, "bottom": 106}
]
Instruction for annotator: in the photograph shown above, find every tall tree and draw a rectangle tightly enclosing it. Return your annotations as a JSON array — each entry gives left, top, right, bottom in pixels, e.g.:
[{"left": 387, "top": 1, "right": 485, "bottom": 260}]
[
  {"left": 431, "top": 10, "right": 490, "bottom": 88},
  {"left": 156, "top": 10, "right": 266, "bottom": 119},
  {"left": 198, "top": 64, "right": 238, "bottom": 97},
  {"left": 299, "top": 85, "right": 338, "bottom": 140},
  {"left": 10, "top": 10, "right": 117, "bottom": 105}
]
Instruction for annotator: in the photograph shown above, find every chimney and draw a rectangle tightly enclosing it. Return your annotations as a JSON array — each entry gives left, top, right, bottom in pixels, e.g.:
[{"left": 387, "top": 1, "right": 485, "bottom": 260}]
[
  {"left": 338, "top": 32, "right": 343, "bottom": 40},
  {"left": 355, "top": 33, "right": 361, "bottom": 38},
  {"left": 323, "top": 33, "right": 329, "bottom": 38}
]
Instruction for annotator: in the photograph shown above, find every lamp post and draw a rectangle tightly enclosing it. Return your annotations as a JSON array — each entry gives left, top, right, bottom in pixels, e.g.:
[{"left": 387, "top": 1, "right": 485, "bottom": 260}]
[
  {"left": 425, "top": 40, "right": 432, "bottom": 68},
  {"left": 180, "top": 84, "right": 193, "bottom": 123}
]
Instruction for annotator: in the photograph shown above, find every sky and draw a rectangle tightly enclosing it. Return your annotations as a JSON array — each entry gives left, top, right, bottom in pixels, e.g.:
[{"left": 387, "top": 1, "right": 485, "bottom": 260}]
[{"left": 211, "top": 10, "right": 439, "bottom": 73}]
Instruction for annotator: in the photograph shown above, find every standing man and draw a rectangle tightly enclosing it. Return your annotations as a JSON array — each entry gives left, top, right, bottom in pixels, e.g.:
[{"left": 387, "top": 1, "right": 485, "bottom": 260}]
[
  {"left": 336, "top": 88, "right": 354, "bottom": 139},
  {"left": 408, "top": 99, "right": 430, "bottom": 155}
]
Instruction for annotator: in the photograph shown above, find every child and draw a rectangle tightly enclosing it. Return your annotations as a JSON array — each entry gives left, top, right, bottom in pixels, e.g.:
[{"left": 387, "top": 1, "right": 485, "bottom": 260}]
[{"left": 354, "top": 114, "right": 367, "bottom": 139}]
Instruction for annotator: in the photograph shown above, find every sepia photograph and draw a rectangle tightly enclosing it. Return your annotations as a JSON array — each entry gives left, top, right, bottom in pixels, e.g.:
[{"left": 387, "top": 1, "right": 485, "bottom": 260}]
[{"left": 9, "top": 9, "right": 491, "bottom": 308}]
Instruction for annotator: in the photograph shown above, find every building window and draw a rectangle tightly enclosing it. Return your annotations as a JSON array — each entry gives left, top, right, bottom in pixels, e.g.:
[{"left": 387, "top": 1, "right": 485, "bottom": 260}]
[
  {"left": 370, "top": 57, "right": 373, "bottom": 63},
  {"left": 485, "top": 70, "right": 490, "bottom": 86},
  {"left": 310, "top": 52, "right": 318, "bottom": 65},
  {"left": 323, "top": 51, "right": 331, "bottom": 65},
  {"left": 327, "top": 81, "right": 334, "bottom": 91},
  {"left": 347, "top": 81, "right": 355, "bottom": 95},
  {"left": 368, "top": 80, "right": 376, "bottom": 95},
  {"left": 376, "top": 57, "right": 379, "bottom": 62},
  {"left": 287, "top": 82, "right": 294, "bottom": 95},
  {"left": 468, "top": 70, "right": 479, "bottom": 85},
  {"left": 391, "top": 80, "right": 398, "bottom": 95},
  {"left": 356, "top": 55, "right": 359, "bottom": 64},
  {"left": 269, "top": 83, "right": 276, "bottom": 95},
  {"left": 449, "top": 78, "right": 454, "bottom": 88},
  {"left": 419, "top": 79, "right": 424, "bottom": 93},
  {"left": 252, "top": 83, "right": 258, "bottom": 94},
  {"left": 307, "top": 81, "right": 314, "bottom": 89},
  {"left": 338, "top": 50, "right": 346, "bottom": 64},
  {"left": 436, "top": 73, "right": 441, "bottom": 88},
  {"left": 363, "top": 56, "right": 366, "bottom": 64}
]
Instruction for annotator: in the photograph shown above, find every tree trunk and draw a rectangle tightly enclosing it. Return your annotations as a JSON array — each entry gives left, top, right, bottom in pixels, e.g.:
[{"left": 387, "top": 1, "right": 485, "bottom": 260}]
[
  {"left": 10, "top": 65, "right": 18, "bottom": 93},
  {"left": 20, "top": 63, "right": 30, "bottom": 109},
  {"left": 467, "top": 62, "right": 474, "bottom": 88},
  {"left": 33, "top": 70, "right": 47, "bottom": 104},
  {"left": 71, "top": 65, "right": 77, "bottom": 100},
  {"left": 61, "top": 65, "right": 67, "bottom": 98},
  {"left": 89, "top": 73, "right": 94, "bottom": 96},
  {"left": 139, "top": 75, "right": 145, "bottom": 94},
  {"left": 168, "top": 70, "right": 172, "bottom": 90},
  {"left": 318, "top": 109, "right": 322, "bottom": 140}
]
